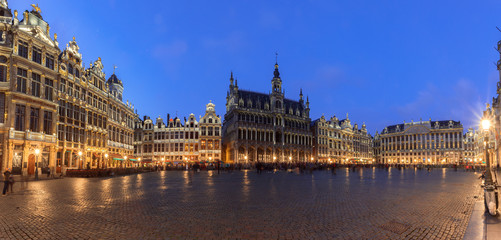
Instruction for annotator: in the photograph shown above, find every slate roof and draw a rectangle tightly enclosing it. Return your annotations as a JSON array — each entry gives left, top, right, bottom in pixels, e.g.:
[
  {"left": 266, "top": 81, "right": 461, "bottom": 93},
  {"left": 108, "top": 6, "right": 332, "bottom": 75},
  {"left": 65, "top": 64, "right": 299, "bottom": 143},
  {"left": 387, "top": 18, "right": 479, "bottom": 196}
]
[{"left": 382, "top": 120, "right": 462, "bottom": 134}]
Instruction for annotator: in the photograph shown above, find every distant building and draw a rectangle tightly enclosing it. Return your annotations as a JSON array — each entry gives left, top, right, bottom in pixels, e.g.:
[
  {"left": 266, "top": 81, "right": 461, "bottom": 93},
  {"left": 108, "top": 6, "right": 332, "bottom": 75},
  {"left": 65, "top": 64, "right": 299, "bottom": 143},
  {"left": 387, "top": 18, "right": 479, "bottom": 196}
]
[
  {"left": 463, "top": 128, "right": 475, "bottom": 163},
  {"left": 311, "top": 114, "right": 373, "bottom": 163},
  {"left": 199, "top": 101, "right": 222, "bottom": 162},
  {"left": 221, "top": 62, "right": 313, "bottom": 164},
  {"left": 133, "top": 102, "right": 221, "bottom": 165},
  {"left": 375, "top": 119, "right": 463, "bottom": 164}
]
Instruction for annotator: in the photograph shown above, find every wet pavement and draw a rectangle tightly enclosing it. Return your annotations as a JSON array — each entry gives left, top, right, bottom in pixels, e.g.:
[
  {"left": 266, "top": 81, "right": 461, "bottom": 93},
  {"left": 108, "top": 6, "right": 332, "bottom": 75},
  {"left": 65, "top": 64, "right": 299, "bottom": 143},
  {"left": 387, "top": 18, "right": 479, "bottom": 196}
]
[{"left": 0, "top": 167, "right": 481, "bottom": 239}]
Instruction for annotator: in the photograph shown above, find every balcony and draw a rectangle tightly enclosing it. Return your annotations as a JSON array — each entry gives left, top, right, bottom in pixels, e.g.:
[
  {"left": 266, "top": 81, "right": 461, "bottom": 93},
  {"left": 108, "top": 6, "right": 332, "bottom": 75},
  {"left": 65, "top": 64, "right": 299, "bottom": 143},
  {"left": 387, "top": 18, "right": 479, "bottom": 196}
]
[{"left": 9, "top": 129, "right": 57, "bottom": 143}]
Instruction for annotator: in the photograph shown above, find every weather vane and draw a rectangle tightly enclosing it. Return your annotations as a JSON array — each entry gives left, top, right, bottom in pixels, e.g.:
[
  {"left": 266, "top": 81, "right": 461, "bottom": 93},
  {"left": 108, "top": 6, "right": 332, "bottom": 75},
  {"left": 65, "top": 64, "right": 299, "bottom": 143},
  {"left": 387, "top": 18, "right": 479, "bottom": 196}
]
[{"left": 31, "top": 4, "right": 41, "bottom": 14}]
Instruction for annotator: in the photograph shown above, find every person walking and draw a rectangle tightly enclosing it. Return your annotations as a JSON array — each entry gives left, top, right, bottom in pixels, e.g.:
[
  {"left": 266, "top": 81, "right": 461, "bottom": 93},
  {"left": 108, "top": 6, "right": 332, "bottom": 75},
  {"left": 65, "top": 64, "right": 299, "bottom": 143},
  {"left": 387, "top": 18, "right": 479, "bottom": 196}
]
[
  {"left": 47, "top": 167, "right": 51, "bottom": 178},
  {"left": 3, "top": 168, "right": 11, "bottom": 195}
]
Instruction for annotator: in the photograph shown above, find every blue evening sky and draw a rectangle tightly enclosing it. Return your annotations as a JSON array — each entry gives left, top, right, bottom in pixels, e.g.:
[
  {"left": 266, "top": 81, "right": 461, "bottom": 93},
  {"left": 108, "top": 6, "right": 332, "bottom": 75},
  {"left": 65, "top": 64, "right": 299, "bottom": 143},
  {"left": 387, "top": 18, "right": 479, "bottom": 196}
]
[{"left": 9, "top": 0, "right": 501, "bottom": 134}]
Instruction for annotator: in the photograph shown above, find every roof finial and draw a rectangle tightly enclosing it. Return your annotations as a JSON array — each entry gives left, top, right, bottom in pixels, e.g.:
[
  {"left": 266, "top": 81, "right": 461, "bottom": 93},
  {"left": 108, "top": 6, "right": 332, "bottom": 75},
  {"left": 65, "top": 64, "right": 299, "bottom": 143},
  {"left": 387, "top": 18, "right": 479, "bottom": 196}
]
[
  {"left": 113, "top": 65, "right": 117, "bottom": 74},
  {"left": 275, "top": 51, "right": 278, "bottom": 64},
  {"left": 73, "top": 36, "right": 75, "bottom": 42}
]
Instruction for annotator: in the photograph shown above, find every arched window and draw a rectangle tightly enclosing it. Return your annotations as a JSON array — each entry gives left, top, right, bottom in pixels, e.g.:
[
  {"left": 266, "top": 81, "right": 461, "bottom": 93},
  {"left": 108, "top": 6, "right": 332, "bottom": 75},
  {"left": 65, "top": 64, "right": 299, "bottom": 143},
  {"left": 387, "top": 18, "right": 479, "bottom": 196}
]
[{"left": 275, "top": 100, "right": 281, "bottom": 109}]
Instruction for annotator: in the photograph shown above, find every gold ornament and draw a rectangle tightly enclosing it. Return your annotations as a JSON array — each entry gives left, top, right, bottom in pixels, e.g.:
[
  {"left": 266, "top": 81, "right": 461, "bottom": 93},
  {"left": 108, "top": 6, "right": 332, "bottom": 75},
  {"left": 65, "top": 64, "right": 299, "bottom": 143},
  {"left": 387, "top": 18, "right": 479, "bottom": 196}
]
[{"left": 31, "top": 4, "right": 42, "bottom": 14}]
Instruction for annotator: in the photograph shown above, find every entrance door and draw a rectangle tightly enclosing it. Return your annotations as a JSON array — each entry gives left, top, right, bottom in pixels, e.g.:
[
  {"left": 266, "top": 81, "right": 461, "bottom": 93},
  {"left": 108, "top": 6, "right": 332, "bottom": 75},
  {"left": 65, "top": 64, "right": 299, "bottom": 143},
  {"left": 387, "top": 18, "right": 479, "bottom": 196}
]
[{"left": 28, "top": 154, "right": 35, "bottom": 175}]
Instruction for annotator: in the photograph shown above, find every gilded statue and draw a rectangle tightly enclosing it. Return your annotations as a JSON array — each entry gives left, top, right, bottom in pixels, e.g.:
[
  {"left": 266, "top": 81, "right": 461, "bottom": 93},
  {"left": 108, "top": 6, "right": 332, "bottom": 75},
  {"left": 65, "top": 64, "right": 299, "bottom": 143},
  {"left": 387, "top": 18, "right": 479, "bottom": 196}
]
[{"left": 31, "top": 4, "right": 41, "bottom": 14}]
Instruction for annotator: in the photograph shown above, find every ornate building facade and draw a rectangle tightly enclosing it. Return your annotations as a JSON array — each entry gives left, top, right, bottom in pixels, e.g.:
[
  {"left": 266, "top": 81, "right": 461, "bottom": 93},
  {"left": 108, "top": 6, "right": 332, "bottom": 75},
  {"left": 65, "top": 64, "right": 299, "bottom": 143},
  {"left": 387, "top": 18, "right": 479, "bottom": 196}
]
[
  {"left": 221, "top": 62, "right": 313, "bottom": 164},
  {"left": 463, "top": 128, "right": 475, "bottom": 163},
  {"left": 199, "top": 101, "right": 222, "bottom": 162},
  {"left": 311, "top": 114, "right": 373, "bottom": 163},
  {"left": 375, "top": 119, "right": 464, "bottom": 164},
  {"left": 0, "top": 3, "right": 136, "bottom": 174},
  {"left": 133, "top": 102, "right": 221, "bottom": 164}
]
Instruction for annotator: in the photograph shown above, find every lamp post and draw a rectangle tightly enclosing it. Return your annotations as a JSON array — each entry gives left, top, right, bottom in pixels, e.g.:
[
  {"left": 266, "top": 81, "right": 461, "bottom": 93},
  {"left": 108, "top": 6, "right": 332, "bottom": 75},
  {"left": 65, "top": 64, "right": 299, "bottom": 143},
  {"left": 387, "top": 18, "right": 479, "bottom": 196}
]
[
  {"left": 124, "top": 156, "right": 128, "bottom": 168},
  {"left": 78, "top": 151, "right": 83, "bottom": 170},
  {"left": 104, "top": 154, "right": 109, "bottom": 168},
  {"left": 34, "top": 149, "right": 40, "bottom": 180},
  {"left": 482, "top": 116, "right": 499, "bottom": 216}
]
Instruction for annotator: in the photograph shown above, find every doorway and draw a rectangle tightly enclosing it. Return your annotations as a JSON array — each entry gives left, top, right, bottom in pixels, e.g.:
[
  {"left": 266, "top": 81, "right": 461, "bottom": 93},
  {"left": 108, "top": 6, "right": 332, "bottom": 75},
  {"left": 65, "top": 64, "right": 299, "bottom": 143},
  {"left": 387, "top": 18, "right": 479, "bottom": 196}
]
[{"left": 28, "top": 154, "right": 35, "bottom": 175}]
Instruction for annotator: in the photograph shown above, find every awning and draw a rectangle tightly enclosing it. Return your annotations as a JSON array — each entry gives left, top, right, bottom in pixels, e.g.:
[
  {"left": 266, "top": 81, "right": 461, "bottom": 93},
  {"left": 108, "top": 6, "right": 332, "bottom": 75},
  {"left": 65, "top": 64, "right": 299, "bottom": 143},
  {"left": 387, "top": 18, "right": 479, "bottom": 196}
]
[
  {"left": 113, "top": 158, "right": 124, "bottom": 161},
  {"left": 129, "top": 159, "right": 137, "bottom": 161}
]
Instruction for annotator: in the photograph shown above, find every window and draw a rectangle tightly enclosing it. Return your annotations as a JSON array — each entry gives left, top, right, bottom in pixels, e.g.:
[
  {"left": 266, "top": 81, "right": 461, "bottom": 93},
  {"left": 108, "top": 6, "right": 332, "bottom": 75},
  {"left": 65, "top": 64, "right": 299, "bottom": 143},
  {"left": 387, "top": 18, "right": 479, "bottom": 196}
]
[
  {"left": 68, "top": 82, "right": 73, "bottom": 96},
  {"left": 75, "top": 86, "right": 80, "bottom": 99},
  {"left": 43, "top": 111, "right": 52, "bottom": 134},
  {"left": 59, "top": 79, "right": 66, "bottom": 93},
  {"left": 44, "top": 78, "right": 53, "bottom": 101},
  {"left": 0, "top": 65, "right": 6, "bottom": 82},
  {"left": 75, "top": 69, "right": 80, "bottom": 78},
  {"left": 18, "top": 41, "right": 28, "bottom": 58},
  {"left": 15, "top": 104, "right": 25, "bottom": 131},
  {"left": 30, "top": 107, "right": 39, "bottom": 132},
  {"left": 32, "top": 47, "right": 42, "bottom": 64},
  {"left": 45, "top": 54, "right": 54, "bottom": 70},
  {"left": 68, "top": 64, "right": 73, "bottom": 75},
  {"left": 16, "top": 68, "right": 27, "bottom": 93},
  {"left": 31, "top": 73, "right": 41, "bottom": 97}
]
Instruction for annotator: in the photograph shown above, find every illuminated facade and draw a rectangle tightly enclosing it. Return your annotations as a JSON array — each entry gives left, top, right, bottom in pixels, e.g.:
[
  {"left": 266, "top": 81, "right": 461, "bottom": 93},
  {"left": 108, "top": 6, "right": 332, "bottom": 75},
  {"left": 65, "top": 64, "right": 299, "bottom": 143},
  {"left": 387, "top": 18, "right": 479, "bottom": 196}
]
[
  {"left": 0, "top": 5, "right": 59, "bottom": 175},
  {"left": 133, "top": 102, "right": 221, "bottom": 164},
  {"left": 375, "top": 119, "right": 464, "bottom": 164},
  {"left": 311, "top": 114, "right": 373, "bottom": 163},
  {"left": 221, "top": 62, "right": 313, "bottom": 164},
  {"left": 199, "top": 101, "right": 222, "bottom": 162},
  {"left": 462, "top": 128, "right": 475, "bottom": 163},
  {"left": 0, "top": 3, "right": 136, "bottom": 175}
]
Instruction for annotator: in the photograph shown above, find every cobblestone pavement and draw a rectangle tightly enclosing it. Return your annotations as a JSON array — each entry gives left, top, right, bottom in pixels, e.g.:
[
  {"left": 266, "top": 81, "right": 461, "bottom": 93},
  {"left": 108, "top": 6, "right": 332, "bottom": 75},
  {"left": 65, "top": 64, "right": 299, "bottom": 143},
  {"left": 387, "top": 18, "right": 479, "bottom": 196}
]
[{"left": 0, "top": 167, "right": 482, "bottom": 239}]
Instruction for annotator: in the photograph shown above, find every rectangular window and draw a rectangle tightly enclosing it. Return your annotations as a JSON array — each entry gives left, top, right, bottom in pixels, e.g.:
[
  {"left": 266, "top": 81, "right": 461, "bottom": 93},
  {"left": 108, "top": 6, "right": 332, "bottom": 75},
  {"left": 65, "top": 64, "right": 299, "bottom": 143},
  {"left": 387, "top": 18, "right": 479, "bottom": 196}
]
[
  {"left": 68, "top": 82, "right": 73, "bottom": 96},
  {"left": 68, "top": 64, "right": 73, "bottom": 75},
  {"left": 30, "top": 107, "right": 39, "bottom": 132},
  {"left": 75, "top": 86, "right": 80, "bottom": 99},
  {"left": 15, "top": 104, "right": 25, "bottom": 131},
  {"left": 59, "top": 79, "right": 66, "bottom": 93},
  {"left": 16, "top": 68, "right": 27, "bottom": 93},
  {"left": 45, "top": 54, "right": 54, "bottom": 70},
  {"left": 44, "top": 78, "right": 53, "bottom": 101},
  {"left": 0, "top": 65, "right": 6, "bottom": 82},
  {"left": 43, "top": 111, "right": 52, "bottom": 134},
  {"left": 32, "top": 47, "right": 42, "bottom": 64},
  {"left": 31, "top": 73, "right": 41, "bottom": 97},
  {"left": 18, "top": 41, "right": 28, "bottom": 58}
]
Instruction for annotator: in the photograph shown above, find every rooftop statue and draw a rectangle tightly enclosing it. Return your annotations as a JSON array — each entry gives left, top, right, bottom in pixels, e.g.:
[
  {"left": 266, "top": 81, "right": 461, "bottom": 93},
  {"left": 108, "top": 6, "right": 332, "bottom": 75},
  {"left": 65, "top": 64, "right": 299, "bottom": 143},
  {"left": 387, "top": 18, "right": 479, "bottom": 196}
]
[{"left": 31, "top": 3, "right": 41, "bottom": 13}]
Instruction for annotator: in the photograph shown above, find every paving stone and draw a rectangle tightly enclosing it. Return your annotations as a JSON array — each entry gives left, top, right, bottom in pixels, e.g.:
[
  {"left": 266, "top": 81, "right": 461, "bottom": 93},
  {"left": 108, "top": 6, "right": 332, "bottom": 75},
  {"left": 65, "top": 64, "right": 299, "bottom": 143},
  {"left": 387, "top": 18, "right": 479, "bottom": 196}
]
[{"left": 0, "top": 168, "right": 482, "bottom": 239}]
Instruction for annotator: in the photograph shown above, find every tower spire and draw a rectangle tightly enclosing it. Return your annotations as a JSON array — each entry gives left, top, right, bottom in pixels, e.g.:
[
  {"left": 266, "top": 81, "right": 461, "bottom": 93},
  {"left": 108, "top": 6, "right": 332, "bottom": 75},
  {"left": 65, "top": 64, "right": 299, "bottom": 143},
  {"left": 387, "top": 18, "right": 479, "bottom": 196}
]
[{"left": 229, "top": 71, "right": 234, "bottom": 86}]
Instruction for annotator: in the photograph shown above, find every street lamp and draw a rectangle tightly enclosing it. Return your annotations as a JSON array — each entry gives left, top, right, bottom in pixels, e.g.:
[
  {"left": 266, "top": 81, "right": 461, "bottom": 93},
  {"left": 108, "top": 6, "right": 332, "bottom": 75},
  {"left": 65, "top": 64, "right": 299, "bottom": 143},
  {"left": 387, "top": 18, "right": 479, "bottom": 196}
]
[
  {"left": 104, "top": 154, "right": 109, "bottom": 168},
  {"left": 78, "top": 151, "right": 83, "bottom": 169},
  {"left": 482, "top": 115, "right": 499, "bottom": 216},
  {"left": 34, "top": 148, "right": 40, "bottom": 180}
]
